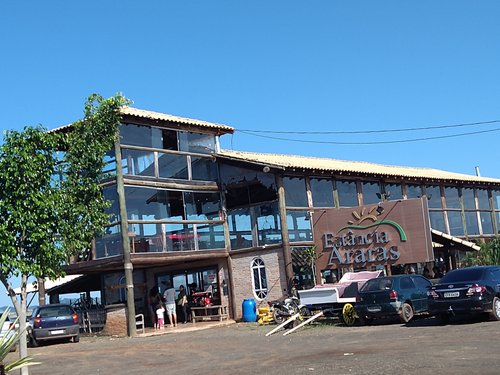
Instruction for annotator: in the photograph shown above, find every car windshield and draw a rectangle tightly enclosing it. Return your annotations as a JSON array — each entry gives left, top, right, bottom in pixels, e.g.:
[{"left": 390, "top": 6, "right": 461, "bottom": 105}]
[
  {"left": 361, "top": 278, "right": 393, "bottom": 292},
  {"left": 440, "top": 268, "right": 485, "bottom": 283},
  {"left": 38, "top": 306, "right": 73, "bottom": 318}
]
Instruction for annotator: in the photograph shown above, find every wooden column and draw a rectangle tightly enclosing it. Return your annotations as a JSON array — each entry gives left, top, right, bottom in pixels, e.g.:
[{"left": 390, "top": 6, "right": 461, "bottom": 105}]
[
  {"left": 114, "top": 135, "right": 137, "bottom": 337},
  {"left": 276, "top": 175, "right": 294, "bottom": 289}
]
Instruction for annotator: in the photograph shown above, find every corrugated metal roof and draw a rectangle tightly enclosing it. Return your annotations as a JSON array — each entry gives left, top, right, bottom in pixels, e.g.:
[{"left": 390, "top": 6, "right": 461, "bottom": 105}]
[
  {"left": 50, "top": 106, "right": 234, "bottom": 134},
  {"left": 219, "top": 150, "right": 500, "bottom": 184},
  {"left": 120, "top": 107, "right": 234, "bottom": 133},
  {"left": 431, "top": 229, "right": 481, "bottom": 251}
]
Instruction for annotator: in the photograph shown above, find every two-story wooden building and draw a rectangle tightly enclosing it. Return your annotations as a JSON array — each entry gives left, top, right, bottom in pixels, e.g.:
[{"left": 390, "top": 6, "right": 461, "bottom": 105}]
[{"left": 49, "top": 107, "right": 500, "bottom": 328}]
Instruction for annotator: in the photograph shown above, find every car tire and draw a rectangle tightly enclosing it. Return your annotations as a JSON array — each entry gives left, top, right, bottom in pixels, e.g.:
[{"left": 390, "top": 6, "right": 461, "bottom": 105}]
[
  {"left": 399, "top": 303, "right": 414, "bottom": 323},
  {"left": 490, "top": 296, "right": 500, "bottom": 321},
  {"left": 73, "top": 335, "right": 80, "bottom": 343},
  {"left": 29, "top": 335, "right": 39, "bottom": 348}
]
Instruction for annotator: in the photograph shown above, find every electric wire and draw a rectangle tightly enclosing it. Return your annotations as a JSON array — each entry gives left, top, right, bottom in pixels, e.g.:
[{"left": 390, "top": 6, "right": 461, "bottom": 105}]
[
  {"left": 236, "top": 119, "right": 500, "bottom": 135},
  {"left": 236, "top": 127, "right": 500, "bottom": 145}
]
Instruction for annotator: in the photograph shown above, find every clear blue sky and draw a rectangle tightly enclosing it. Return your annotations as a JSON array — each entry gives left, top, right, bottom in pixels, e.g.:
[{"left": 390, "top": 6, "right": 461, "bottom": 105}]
[{"left": 1, "top": 1, "right": 500, "bottom": 305}]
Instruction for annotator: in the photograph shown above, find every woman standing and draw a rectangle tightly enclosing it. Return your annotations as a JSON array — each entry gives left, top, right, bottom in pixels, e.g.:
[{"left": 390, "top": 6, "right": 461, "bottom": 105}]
[{"left": 177, "top": 285, "right": 188, "bottom": 324}]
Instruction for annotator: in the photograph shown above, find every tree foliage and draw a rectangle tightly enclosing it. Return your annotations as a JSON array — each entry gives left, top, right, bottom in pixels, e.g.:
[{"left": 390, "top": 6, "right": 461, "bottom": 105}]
[
  {"left": 0, "top": 93, "right": 129, "bottom": 373},
  {"left": 462, "top": 237, "right": 500, "bottom": 267}
]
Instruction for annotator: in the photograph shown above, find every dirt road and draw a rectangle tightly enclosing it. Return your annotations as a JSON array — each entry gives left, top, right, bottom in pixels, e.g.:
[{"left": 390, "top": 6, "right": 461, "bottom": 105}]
[{"left": 9, "top": 317, "right": 500, "bottom": 375}]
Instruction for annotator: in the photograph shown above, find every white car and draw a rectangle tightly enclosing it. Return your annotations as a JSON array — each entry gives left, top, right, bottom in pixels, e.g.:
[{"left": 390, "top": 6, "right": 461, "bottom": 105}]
[{"left": 0, "top": 313, "right": 18, "bottom": 352}]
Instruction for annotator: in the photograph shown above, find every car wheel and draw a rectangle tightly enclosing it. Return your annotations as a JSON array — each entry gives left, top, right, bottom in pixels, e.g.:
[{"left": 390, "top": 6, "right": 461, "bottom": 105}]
[
  {"left": 73, "top": 335, "right": 80, "bottom": 343},
  {"left": 29, "top": 335, "right": 39, "bottom": 348},
  {"left": 490, "top": 296, "right": 500, "bottom": 321},
  {"left": 399, "top": 303, "right": 414, "bottom": 323}
]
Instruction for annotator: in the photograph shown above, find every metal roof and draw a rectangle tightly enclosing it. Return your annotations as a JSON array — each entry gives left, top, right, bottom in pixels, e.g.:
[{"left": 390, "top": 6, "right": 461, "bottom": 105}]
[
  {"left": 50, "top": 106, "right": 234, "bottom": 134},
  {"left": 219, "top": 150, "right": 500, "bottom": 184}
]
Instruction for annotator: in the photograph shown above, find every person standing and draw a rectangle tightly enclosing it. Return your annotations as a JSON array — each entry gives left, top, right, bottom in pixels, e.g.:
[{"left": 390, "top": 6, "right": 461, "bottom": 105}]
[
  {"left": 163, "top": 280, "right": 177, "bottom": 327},
  {"left": 177, "top": 285, "right": 188, "bottom": 324},
  {"left": 148, "top": 286, "right": 162, "bottom": 328}
]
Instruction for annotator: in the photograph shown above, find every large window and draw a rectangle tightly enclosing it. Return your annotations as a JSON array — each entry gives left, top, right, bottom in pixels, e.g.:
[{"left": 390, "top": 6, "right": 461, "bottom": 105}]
[
  {"left": 406, "top": 184, "right": 423, "bottom": 199},
  {"left": 283, "top": 176, "right": 308, "bottom": 207},
  {"left": 444, "top": 187, "right": 460, "bottom": 209},
  {"left": 310, "top": 178, "right": 334, "bottom": 207},
  {"left": 426, "top": 186, "right": 442, "bottom": 209},
  {"left": 287, "top": 210, "right": 313, "bottom": 242},
  {"left": 336, "top": 180, "right": 358, "bottom": 207},
  {"left": 361, "top": 181, "right": 380, "bottom": 205},
  {"left": 251, "top": 258, "right": 268, "bottom": 300},
  {"left": 220, "top": 164, "right": 277, "bottom": 209},
  {"left": 227, "top": 202, "right": 281, "bottom": 249},
  {"left": 384, "top": 183, "right": 403, "bottom": 201}
]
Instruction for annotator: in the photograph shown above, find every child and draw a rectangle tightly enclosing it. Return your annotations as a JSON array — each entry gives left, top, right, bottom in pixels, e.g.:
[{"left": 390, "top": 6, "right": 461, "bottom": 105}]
[{"left": 156, "top": 305, "right": 165, "bottom": 329}]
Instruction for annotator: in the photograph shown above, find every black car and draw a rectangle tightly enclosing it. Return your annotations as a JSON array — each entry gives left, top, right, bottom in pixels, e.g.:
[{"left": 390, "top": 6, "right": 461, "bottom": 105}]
[
  {"left": 427, "top": 266, "right": 500, "bottom": 323},
  {"left": 356, "top": 274, "right": 432, "bottom": 324},
  {"left": 27, "top": 304, "right": 80, "bottom": 347}
]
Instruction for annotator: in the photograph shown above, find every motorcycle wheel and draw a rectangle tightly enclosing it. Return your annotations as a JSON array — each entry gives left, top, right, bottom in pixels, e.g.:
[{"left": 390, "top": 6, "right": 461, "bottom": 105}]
[{"left": 272, "top": 309, "right": 286, "bottom": 325}]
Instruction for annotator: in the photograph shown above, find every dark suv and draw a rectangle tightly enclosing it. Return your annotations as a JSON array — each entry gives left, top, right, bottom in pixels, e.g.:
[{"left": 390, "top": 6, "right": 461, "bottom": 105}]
[
  {"left": 427, "top": 266, "right": 500, "bottom": 323},
  {"left": 27, "top": 304, "right": 80, "bottom": 347}
]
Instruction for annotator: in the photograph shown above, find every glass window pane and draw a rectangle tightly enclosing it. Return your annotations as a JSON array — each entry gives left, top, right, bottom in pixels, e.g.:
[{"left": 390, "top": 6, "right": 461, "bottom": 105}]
[
  {"left": 496, "top": 212, "right": 500, "bottom": 234},
  {"left": 284, "top": 176, "right": 308, "bottom": 207},
  {"left": 122, "top": 149, "right": 155, "bottom": 177},
  {"left": 493, "top": 189, "right": 500, "bottom": 210},
  {"left": 477, "top": 189, "right": 490, "bottom": 210},
  {"left": 462, "top": 188, "right": 475, "bottom": 210},
  {"left": 178, "top": 132, "right": 216, "bottom": 154},
  {"left": 197, "top": 223, "right": 225, "bottom": 250},
  {"left": 158, "top": 152, "right": 188, "bottom": 179},
  {"left": 384, "top": 183, "right": 403, "bottom": 200},
  {"left": 103, "top": 150, "right": 116, "bottom": 177},
  {"left": 256, "top": 203, "right": 281, "bottom": 245},
  {"left": 184, "top": 191, "right": 221, "bottom": 220},
  {"left": 465, "top": 212, "right": 479, "bottom": 236},
  {"left": 429, "top": 211, "right": 446, "bottom": 232},
  {"left": 426, "top": 186, "right": 442, "bottom": 209},
  {"left": 444, "top": 187, "right": 460, "bottom": 209},
  {"left": 480, "top": 212, "right": 494, "bottom": 235},
  {"left": 361, "top": 181, "right": 380, "bottom": 204},
  {"left": 220, "top": 164, "right": 277, "bottom": 208},
  {"left": 310, "top": 178, "right": 334, "bottom": 207},
  {"left": 125, "top": 187, "right": 184, "bottom": 220},
  {"left": 406, "top": 184, "right": 423, "bottom": 199},
  {"left": 95, "top": 225, "right": 122, "bottom": 258},
  {"left": 252, "top": 258, "right": 268, "bottom": 300},
  {"left": 447, "top": 211, "right": 464, "bottom": 236},
  {"left": 191, "top": 156, "right": 218, "bottom": 181},
  {"left": 103, "top": 185, "right": 120, "bottom": 223},
  {"left": 228, "top": 208, "right": 252, "bottom": 249},
  {"left": 337, "top": 180, "right": 358, "bottom": 207},
  {"left": 287, "top": 211, "right": 313, "bottom": 242},
  {"left": 162, "top": 223, "right": 196, "bottom": 251}
]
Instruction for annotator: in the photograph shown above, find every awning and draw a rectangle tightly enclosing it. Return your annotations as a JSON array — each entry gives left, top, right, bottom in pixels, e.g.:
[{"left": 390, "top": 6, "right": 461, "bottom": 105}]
[
  {"left": 13, "top": 274, "right": 101, "bottom": 296},
  {"left": 431, "top": 229, "right": 481, "bottom": 252}
]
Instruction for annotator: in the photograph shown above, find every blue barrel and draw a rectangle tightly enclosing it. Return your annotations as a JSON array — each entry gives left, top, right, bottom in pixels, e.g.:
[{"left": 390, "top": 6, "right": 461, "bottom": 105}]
[{"left": 242, "top": 298, "right": 257, "bottom": 322}]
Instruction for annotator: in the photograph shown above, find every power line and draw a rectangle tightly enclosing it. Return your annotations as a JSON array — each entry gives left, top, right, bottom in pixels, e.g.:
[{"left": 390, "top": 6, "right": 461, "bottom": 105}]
[
  {"left": 237, "top": 119, "right": 500, "bottom": 135},
  {"left": 236, "top": 127, "right": 500, "bottom": 145}
]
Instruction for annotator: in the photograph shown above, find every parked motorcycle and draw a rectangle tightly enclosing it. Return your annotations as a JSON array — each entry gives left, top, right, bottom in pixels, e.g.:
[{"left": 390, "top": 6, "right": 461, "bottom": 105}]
[{"left": 268, "top": 295, "right": 308, "bottom": 325}]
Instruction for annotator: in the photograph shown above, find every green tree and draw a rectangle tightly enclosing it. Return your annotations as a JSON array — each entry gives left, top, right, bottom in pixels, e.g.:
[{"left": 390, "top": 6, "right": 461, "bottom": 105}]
[
  {"left": 0, "top": 94, "right": 128, "bottom": 374},
  {"left": 462, "top": 237, "right": 500, "bottom": 267}
]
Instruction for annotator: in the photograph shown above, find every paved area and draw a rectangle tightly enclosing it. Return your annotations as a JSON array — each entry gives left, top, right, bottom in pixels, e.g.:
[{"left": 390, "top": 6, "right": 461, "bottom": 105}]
[{"left": 7, "top": 316, "right": 500, "bottom": 375}]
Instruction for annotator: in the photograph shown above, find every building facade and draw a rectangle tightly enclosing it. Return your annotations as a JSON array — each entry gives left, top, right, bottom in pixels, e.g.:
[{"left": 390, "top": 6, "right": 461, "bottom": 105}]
[{"left": 55, "top": 107, "right": 500, "bottom": 328}]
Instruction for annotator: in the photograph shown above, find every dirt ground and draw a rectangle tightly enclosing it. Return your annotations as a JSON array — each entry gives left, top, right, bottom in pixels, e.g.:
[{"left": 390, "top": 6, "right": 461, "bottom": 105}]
[{"left": 7, "top": 316, "right": 500, "bottom": 375}]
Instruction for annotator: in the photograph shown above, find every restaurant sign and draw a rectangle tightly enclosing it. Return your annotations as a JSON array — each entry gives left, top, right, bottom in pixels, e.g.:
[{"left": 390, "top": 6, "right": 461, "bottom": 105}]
[{"left": 313, "top": 198, "right": 434, "bottom": 270}]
